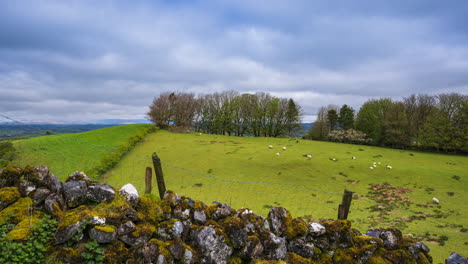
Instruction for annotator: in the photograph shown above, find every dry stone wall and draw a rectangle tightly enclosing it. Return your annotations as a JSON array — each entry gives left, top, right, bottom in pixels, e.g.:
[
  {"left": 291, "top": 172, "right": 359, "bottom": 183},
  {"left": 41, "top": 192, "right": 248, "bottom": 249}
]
[{"left": 0, "top": 165, "right": 464, "bottom": 263}]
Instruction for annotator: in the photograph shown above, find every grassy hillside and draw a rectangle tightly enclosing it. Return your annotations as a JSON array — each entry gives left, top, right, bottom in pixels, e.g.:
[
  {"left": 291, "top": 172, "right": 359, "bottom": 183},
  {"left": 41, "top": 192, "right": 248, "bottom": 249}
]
[
  {"left": 103, "top": 130, "right": 467, "bottom": 262},
  {"left": 12, "top": 124, "right": 154, "bottom": 180}
]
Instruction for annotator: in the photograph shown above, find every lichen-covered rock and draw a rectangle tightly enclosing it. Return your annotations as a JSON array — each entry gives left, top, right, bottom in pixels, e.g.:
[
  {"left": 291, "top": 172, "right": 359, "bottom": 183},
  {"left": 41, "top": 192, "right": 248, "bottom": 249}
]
[
  {"left": 207, "top": 202, "right": 233, "bottom": 221},
  {"left": 287, "top": 238, "right": 315, "bottom": 259},
  {"left": 194, "top": 209, "right": 207, "bottom": 225},
  {"left": 33, "top": 187, "right": 51, "bottom": 207},
  {"left": 239, "top": 235, "right": 264, "bottom": 259},
  {"left": 18, "top": 179, "right": 36, "bottom": 197},
  {"left": 119, "top": 222, "right": 155, "bottom": 247},
  {"left": 261, "top": 231, "right": 287, "bottom": 260},
  {"left": 87, "top": 184, "right": 115, "bottom": 203},
  {"left": 193, "top": 226, "right": 233, "bottom": 264},
  {"left": 66, "top": 171, "right": 96, "bottom": 185},
  {"left": 44, "top": 193, "right": 65, "bottom": 218},
  {"left": 45, "top": 173, "right": 63, "bottom": 194},
  {"left": 168, "top": 239, "right": 196, "bottom": 263},
  {"left": 415, "top": 242, "right": 430, "bottom": 253},
  {"left": 54, "top": 221, "right": 86, "bottom": 245},
  {"left": 117, "top": 221, "right": 136, "bottom": 236},
  {"left": 163, "top": 190, "right": 181, "bottom": 206},
  {"left": 0, "top": 197, "right": 33, "bottom": 224},
  {"left": 221, "top": 216, "right": 247, "bottom": 249},
  {"left": 0, "top": 165, "right": 22, "bottom": 188},
  {"left": 29, "top": 165, "right": 49, "bottom": 187},
  {"left": 0, "top": 186, "right": 20, "bottom": 210},
  {"left": 119, "top": 184, "right": 139, "bottom": 204},
  {"left": 268, "top": 207, "right": 289, "bottom": 237},
  {"left": 156, "top": 219, "right": 184, "bottom": 241},
  {"left": 446, "top": 252, "right": 468, "bottom": 264},
  {"left": 89, "top": 225, "right": 117, "bottom": 243},
  {"left": 367, "top": 228, "right": 402, "bottom": 250},
  {"left": 90, "top": 216, "right": 106, "bottom": 225},
  {"left": 308, "top": 222, "right": 326, "bottom": 237},
  {"left": 63, "top": 180, "right": 88, "bottom": 208}
]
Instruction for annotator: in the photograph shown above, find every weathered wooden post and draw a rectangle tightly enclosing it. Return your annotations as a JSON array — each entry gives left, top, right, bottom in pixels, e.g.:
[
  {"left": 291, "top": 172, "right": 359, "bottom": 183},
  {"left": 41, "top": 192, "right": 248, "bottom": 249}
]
[
  {"left": 338, "top": 189, "right": 353, "bottom": 220},
  {"left": 144, "top": 167, "right": 152, "bottom": 194},
  {"left": 152, "top": 152, "right": 166, "bottom": 200}
]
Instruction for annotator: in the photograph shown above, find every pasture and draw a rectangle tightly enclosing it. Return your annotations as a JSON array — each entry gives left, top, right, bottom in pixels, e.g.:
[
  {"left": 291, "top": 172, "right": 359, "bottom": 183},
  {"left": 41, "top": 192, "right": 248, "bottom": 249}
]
[{"left": 103, "top": 130, "right": 467, "bottom": 262}]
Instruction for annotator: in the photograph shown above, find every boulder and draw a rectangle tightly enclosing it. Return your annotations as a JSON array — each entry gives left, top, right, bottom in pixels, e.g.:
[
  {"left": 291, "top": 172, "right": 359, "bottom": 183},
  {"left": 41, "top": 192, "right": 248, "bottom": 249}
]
[
  {"left": 117, "top": 221, "right": 136, "bottom": 236},
  {"left": 66, "top": 171, "right": 95, "bottom": 185},
  {"left": 33, "top": 187, "right": 51, "bottom": 207},
  {"left": 193, "top": 210, "right": 207, "bottom": 225},
  {"left": 30, "top": 165, "right": 49, "bottom": 187},
  {"left": 119, "top": 184, "right": 139, "bottom": 204},
  {"left": 87, "top": 184, "right": 115, "bottom": 203},
  {"left": 18, "top": 180, "right": 36, "bottom": 197},
  {"left": 89, "top": 225, "right": 117, "bottom": 243},
  {"left": 54, "top": 221, "right": 85, "bottom": 245},
  {"left": 268, "top": 207, "right": 289, "bottom": 237},
  {"left": 446, "top": 252, "right": 468, "bottom": 264},
  {"left": 288, "top": 238, "right": 315, "bottom": 259},
  {"left": 193, "top": 226, "right": 233, "bottom": 264},
  {"left": 262, "top": 231, "right": 287, "bottom": 260},
  {"left": 63, "top": 180, "right": 88, "bottom": 208},
  {"left": 45, "top": 173, "right": 63, "bottom": 194},
  {"left": 308, "top": 222, "right": 326, "bottom": 237},
  {"left": 44, "top": 193, "right": 65, "bottom": 218},
  {"left": 239, "top": 235, "right": 264, "bottom": 259}
]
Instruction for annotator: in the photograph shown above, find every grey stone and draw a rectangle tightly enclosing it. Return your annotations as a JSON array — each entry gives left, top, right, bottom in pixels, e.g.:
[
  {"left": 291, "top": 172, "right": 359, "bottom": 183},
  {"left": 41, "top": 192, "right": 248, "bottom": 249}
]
[
  {"left": 31, "top": 165, "right": 49, "bottom": 186},
  {"left": 89, "top": 226, "right": 117, "bottom": 243},
  {"left": 66, "top": 171, "right": 95, "bottom": 185},
  {"left": 169, "top": 239, "right": 185, "bottom": 259},
  {"left": 308, "top": 222, "right": 326, "bottom": 236},
  {"left": 268, "top": 207, "right": 289, "bottom": 237},
  {"left": 33, "top": 187, "right": 51, "bottom": 207},
  {"left": 54, "top": 221, "right": 85, "bottom": 245},
  {"left": 63, "top": 180, "right": 88, "bottom": 208},
  {"left": 194, "top": 226, "right": 233, "bottom": 264},
  {"left": 156, "top": 220, "right": 184, "bottom": 241},
  {"left": 380, "top": 229, "right": 402, "bottom": 250},
  {"left": 415, "top": 242, "right": 430, "bottom": 253},
  {"left": 288, "top": 238, "right": 315, "bottom": 259},
  {"left": 119, "top": 184, "right": 139, "bottom": 204},
  {"left": 46, "top": 173, "right": 63, "bottom": 194},
  {"left": 87, "top": 184, "right": 115, "bottom": 202},
  {"left": 446, "top": 252, "right": 468, "bottom": 264},
  {"left": 119, "top": 233, "right": 151, "bottom": 247},
  {"left": 117, "top": 221, "right": 136, "bottom": 236},
  {"left": 44, "top": 193, "right": 65, "bottom": 216},
  {"left": 239, "top": 235, "right": 263, "bottom": 259},
  {"left": 262, "top": 231, "right": 287, "bottom": 260},
  {"left": 18, "top": 180, "right": 36, "bottom": 197},
  {"left": 90, "top": 216, "right": 106, "bottom": 226},
  {"left": 193, "top": 210, "right": 207, "bottom": 225}
]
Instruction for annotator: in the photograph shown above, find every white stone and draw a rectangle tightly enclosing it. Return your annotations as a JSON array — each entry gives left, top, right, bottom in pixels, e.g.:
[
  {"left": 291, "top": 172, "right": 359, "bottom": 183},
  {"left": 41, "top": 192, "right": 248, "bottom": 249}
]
[
  {"left": 309, "top": 222, "right": 326, "bottom": 236},
  {"left": 90, "top": 216, "right": 106, "bottom": 226},
  {"left": 119, "top": 184, "right": 139, "bottom": 202}
]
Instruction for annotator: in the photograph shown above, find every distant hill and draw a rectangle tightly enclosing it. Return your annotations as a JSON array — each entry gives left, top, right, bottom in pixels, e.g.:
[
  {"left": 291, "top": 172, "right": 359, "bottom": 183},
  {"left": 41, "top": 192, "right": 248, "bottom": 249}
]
[
  {"left": 0, "top": 124, "right": 117, "bottom": 140},
  {"left": 95, "top": 119, "right": 151, "bottom": 125}
]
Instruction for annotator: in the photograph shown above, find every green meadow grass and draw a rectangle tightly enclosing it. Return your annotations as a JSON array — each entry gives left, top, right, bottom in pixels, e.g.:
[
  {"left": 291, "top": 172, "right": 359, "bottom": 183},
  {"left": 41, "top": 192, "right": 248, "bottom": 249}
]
[
  {"left": 104, "top": 130, "right": 467, "bottom": 262},
  {"left": 12, "top": 124, "right": 152, "bottom": 181}
]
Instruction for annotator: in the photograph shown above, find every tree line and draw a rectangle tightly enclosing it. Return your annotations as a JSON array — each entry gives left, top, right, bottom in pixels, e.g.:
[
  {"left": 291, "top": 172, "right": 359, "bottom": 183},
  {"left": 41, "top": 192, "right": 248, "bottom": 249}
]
[
  {"left": 147, "top": 91, "right": 303, "bottom": 137},
  {"left": 306, "top": 93, "right": 467, "bottom": 153}
]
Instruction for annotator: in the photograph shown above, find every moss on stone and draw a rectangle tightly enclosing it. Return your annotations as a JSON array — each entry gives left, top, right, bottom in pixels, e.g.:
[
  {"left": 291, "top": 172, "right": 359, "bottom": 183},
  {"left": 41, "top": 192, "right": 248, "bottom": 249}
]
[
  {"left": 148, "top": 239, "right": 172, "bottom": 260},
  {"left": 0, "top": 197, "right": 33, "bottom": 224},
  {"left": 353, "top": 234, "right": 383, "bottom": 247},
  {"left": 322, "top": 219, "right": 351, "bottom": 233},
  {"left": 227, "top": 257, "right": 243, "bottom": 264},
  {"left": 194, "top": 200, "right": 205, "bottom": 211},
  {"left": 6, "top": 212, "right": 44, "bottom": 240},
  {"left": 103, "top": 240, "right": 128, "bottom": 264},
  {"left": 58, "top": 205, "right": 94, "bottom": 231},
  {"left": 135, "top": 196, "right": 163, "bottom": 224},
  {"left": 0, "top": 186, "right": 20, "bottom": 205},
  {"left": 93, "top": 193, "right": 130, "bottom": 221},
  {"left": 286, "top": 252, "right": 315, "bottom": 264},
  {"left": 159, "top": 200, "right": 172, "bottom": 215},
  {"left": 250, "top": 260, "right": 288, "bottom": 264},
  {"left": 285, "top": 217, "right": 308, "bottom": 240},
  {"left": 95, "top": 224, "right": 116, "bottom": 233},
  {"left": 0, "top": 165, "right": 22, "bottom": 187},
  {"left": 205, "top": 203, "right": 218, "bottom": 218},
  {"left": 318, "top": 253, "right": 332, "bottom": 264},
  {"left": 130, "top": 222, "right": 156, "bottom": 237}
]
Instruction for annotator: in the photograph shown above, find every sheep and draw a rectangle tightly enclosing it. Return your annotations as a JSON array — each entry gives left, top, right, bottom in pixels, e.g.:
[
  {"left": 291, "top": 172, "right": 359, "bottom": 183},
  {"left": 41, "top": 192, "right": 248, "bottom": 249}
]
[
  {"left": 432, "top": 197, "right": 440, "bottom": 204},
  {"left": 306, "top": 154, "right": 312, "bottom": 159},
  {"left": 386, "top": 165, "right": 392, "bottom": 169},
  {"left": 377, "top": 162, "right": 381, "bottom": 164},
  {"left": 276, "top": 152, "right": 281, "bottom": 156},
  {"left": 268, "top": 145, "right": 273, "bottom": 149},
  {"left": 330, "top": 158, "right": 337, "bottom": 161},
  {"left": 282, "top": 146, "right": 287, "bottom": 150},
  {"left": 199, "top": 132, "right": 202, "bottom": 136},
  {"left": 369, "top": 167, "right": 374, "bottom": 170},
  {"left": 352, "top": 156, "right": 356, "bottom": 159},
  {"left": 373, "top": 164, "right": 377, "bottom": 167},
  {"left": 373, "top": 162, "right": 377, "bottom": 165}
]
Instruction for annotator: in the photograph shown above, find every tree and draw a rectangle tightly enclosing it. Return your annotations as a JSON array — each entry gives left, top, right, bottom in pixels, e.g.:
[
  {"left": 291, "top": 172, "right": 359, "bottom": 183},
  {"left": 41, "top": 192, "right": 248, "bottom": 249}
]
[
  {"left": 285, "top": 98, "right": 302, "bottom": 136},
  {"left": 381, "top": 102, "right": 410, "bottom": 148},
  {"left": 338, "top": 104, "right": 355, "bottom": 130},
  {"left": 327, "top": 109, "right": 338, "bottom": 131},
  {"left": 355, "top": 98, "right": 392, "bottom": 145}
]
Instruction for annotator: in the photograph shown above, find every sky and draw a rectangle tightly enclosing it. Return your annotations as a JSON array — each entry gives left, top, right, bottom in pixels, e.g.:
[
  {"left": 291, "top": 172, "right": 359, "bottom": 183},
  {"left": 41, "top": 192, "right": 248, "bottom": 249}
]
[{"left": 1, "top": 0, "right": 467, "bottom": 123}]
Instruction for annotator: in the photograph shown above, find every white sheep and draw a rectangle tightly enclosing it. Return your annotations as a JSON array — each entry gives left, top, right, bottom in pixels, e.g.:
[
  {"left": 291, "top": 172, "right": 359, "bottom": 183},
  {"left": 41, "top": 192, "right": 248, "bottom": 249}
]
[
  {"left": 268, "top": 145, "right": 273, "bottom": 149},
  {"left": 432, "top": 197, "right": 440, "bottom": 204},
  {"left": 369, "top": 167, "right": 374, "bottom": 170},
  {"left": 199, "top": 132, "right": 202, "bottom": 136},
  {"left": 373, "top": 164, "right": 377, "bottom": 167},
  {"left": 306, "top": 154, "right": 312, "bottom": 159},
  {"left": 352, "top": 156, "right": 356, "bottom": 159},
  {"left": 386, "top": 165, "right": 392, "bottom": 169},
  {"left": 276, "top": 152, "right": 281, "bottom": 156},
  {"left": 373, "top": 162, "right": 377, "bottom": 165},
  {"left": 377, "top": 162, "right": 381, "bottom": 164},
  {"left": 282, "top": 146, "right": 287, "bottom": 150},
  {"left": 331, "top": 158, "right": 336, "bottom": 161}
]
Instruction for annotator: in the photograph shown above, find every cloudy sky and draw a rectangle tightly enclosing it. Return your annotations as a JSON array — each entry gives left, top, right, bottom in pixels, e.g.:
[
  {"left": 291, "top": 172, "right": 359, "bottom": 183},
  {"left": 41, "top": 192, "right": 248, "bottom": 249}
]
[{"left": 1, "top": 0, "right": 467, "bottom": 123}]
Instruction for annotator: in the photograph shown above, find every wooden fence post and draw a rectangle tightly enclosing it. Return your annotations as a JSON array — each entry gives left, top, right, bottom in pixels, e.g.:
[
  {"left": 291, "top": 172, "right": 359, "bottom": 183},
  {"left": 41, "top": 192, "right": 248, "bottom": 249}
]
[
  {"left": 338, "top": 189, "right": 354, "bottom": 220},
  {"left": 145, "top": 167, "right": 152, "bottom": 194},
  {"left": 152, "top": 152, "right": 166, "bottom": 200}
]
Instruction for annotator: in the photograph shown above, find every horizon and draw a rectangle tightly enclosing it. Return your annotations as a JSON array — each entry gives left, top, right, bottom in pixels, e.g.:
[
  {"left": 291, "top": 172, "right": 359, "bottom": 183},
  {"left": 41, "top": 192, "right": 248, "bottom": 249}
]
[{"left": 1, "top": 1, "right": 467, "bottom": 123}]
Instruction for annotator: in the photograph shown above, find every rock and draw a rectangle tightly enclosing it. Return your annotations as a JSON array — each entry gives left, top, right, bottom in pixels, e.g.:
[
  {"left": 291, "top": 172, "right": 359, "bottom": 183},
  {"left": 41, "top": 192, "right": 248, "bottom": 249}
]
[
  {"left": 194, "top": 226, "right": 233, "bottom": 264},
  {"left": 66, "top": 171, "right": 95, "bottom": 185},
  {"left": 33, "top": 187, "right": 51, "bottom": 207},
  {"left": 210, "top": 203, "right": 233, "bottom": 220},
  {"left": 415, "top": 242, "right": 430, "bottom": 253},
  {"left": 0, "top": 166, "right": 22, "bottom": 187},
  {"left": 308, "top": 222, "right": 326, "bottom": 236},
  {"left": 90, "top": 216, "right": 106, "bottom": 226},
  {"left": 156, "top": 220, "right": 184, "bottom": 241},
  {"left": 117, "top": 221, "right": 136, "bottom": 236},
  {"left": 193, "top": 210, "right": 207, "bottom": 225},
  {"left": 447, "top": 252, "right": 468, "bottom": 264},
  {"left": 262, "top": 231, "right": 287, "bottom": 260},
  {"left": 30, "top": 165, "right": 49, "bottom": 186},
  {"left": 119, "top": 233, "right": 151, "bottom": 247},
  {"left": 268, "top": 207, "right": 289, "bottom": 237},
  {"left": 173, "top": 205, "right": 191, "bottom": 220},
  {"left": 44, "top": 193, "right": 65, "bottom": 217},
  {"left": 380, "top": 229, "right": 402, "bottom": 250},
  {"left": 18, "top": 180, "right": 36, "bottom": 197},
  {"left": 288, "top": 238, "right": 315, "bottom": 259},
  {"left": 0, "top": 187, "right": 21, "bottom": 210},
  {"left": 169, "top": 239, "right": 185, "bottom": 259},
  {"left": 45, "top": 173, "right": 63, "bottom": 194},
  {"left": 119, "top": 184, "right": 139, "bottom": 204},
  {"left": 63, "top": 181, "right": 88, "bottom": 208},
  {"left": 239, "top": 235, "right": 264, "bottom": 259},
  {"left": 89, "top": 225, "right": 117, "bottom": 243},
  {"left": 163, "top": 190, "right": 181, "bottom": 206},
  {"left": 55, "top": 221, "right": 85, "bottom": 244},
  {"left": 87, "top": 184, "right": 115, "bottom": 202},
  {"left": 221, "top": 217, "right": 247, "bottom": 249}
]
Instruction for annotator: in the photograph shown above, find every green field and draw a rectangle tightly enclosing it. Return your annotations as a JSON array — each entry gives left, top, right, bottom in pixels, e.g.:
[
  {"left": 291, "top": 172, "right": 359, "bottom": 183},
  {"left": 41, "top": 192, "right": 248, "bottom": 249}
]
[
  {"left": 12, "top": 124, "right": 153, "bottom": 180},
  {"left": 102, "top": 129, "right": 467, "bottom": 263}
]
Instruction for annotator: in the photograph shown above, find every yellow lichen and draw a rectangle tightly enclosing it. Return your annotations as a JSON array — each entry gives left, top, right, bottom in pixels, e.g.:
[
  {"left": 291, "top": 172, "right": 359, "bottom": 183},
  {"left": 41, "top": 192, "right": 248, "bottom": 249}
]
[
  {"left": 103, "top": 240, "right": 128, "bottom": 264},
  {"left": 93, "top": 193, "right": 130, "bottom": 221},
  {"left": 0, "top": 197, "right": 33, "bottom": 224},
  {"left": 227, "top": 257, "right": 242, "bottom": 264},
  {"left": 286, "top": 252, "right": 314, "bottom": 264},
  {"left": 250, "top": 260, "right": 288, "bottom": 264},
  {"left": 0, "top": 187, "right": 20, "bottom": 204},
  {"left": 95, "top": 225, "right": 116, "bottom": 233},
  {"left": 322, "top": 219, "right": 351, "bottom": 233},
  {"left": 148, "top": 239, "right": 172, "bottom": 259},
  {"left": 6, "top": 212, "right": 44, "bottom": 240},
  {"left": 285, "top": 217, "right": 308, "bottom": 239},
  {"left": 135, "top": 196, "right": 163, "bottom": 223}
]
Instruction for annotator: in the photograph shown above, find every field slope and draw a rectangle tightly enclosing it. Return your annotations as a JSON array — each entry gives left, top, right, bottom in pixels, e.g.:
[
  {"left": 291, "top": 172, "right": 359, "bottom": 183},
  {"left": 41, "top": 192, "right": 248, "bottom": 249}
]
[
  {"left": 12, "top": 124, "right": 153, "bottom": 180},
  {"left": 104, "top": 130, "right": 467, "bottom": 262}
]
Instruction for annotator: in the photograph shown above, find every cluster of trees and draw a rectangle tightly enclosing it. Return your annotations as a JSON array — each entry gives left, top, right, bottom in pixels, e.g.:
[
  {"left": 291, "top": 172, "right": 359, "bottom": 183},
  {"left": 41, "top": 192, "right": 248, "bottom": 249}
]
[
  {"left": 0, "top": 141, "right": 16, "bottom": 167},
  {"left": 147, "top": 91, "right": 303, "bottom": 137},
  {"left": 307, "top": 93, "right": 467, "bottom": 153}
]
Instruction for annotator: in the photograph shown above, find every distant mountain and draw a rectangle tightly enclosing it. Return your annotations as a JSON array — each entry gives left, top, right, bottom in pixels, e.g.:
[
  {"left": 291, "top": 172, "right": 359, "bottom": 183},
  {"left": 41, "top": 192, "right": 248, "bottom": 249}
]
[{"left": 94, "top": 119, "right": 151, "bottom": 125}]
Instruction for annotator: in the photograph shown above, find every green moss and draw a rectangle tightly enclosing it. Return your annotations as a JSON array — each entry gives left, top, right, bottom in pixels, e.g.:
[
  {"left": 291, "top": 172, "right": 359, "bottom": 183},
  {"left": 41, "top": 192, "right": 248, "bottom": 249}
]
[
  {"left": 0, "top": 186, "right": 20, "bottom": 205},
  {"left": 95, "top": 225, "right": 116, "bottom": 233},
  {"left": 250, "top": 260, "right": 288, "bottom": 264},
  {"left": 103, "top": 240, "right": 128, "bottom": 264},
  {"left": 159, "top": 200, "right": 172, "bottom": 215},
  {"left": 285, "top": 217, "right": 308, "bottom": 240},
  {"left": 205, "top": 204, "right": 218, "bottom": 218},
  {"left": 286, "top": 252, "right": 314, "bottom": 264},
  {"left": 51, "top": 202, "right": 64, "bottom": 219},
  {"left": 0, "top": 165, "right": 22, "bottom": 186},
  {"left": 332, "top": 248, "right": 355, "bottom": 264},
  {"left": 130, "top": 222, "right": 156, "bottom": 238},
  {"left": 6, "top": 212, "right": 44, "bottom": 240},
  {"left": 58, "top": 205, "right": 94, "bottom": 231},
  {"left": 194, "top": 200, "right": 205, "bottom": 210},
  {"left": 318, "top": 253, "right": 332, "bottom": 264},
  {"left": 322, "top": 219, "right": 351, "bottom": 233},
  {"left": 0, "top": 197, "right": 33, "bottom": 224},
  {"left": 135, "top": 196, "right": 163, "bottom": 223},
  {"left": 93, "top": 193, "right": 131, "bottom": 221},
  {"left": 222, "top": 216, "right": 246, "bottom": 231},
  {"left": 148, "top": 239, "right": 172, "bottom": 259},
  {"left": 228, "top": 257, "right": 243, "bottom": 264},
  {"left": 353, "top": 234, "right": 383, "bottom": 247},
  {"left": 313, "top": 247, "right": 322, "bottom": 256}
]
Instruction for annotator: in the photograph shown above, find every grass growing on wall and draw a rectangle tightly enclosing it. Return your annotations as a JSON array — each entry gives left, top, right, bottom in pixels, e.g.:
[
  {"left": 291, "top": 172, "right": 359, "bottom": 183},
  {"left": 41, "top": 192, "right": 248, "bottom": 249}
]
[{"left": 103, "top": 130, "right": 467, "bottom": 263}]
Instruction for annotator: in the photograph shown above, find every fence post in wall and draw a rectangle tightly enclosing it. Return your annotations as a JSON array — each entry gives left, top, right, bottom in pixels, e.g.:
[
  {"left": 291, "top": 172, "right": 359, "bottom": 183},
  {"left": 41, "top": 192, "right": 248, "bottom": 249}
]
[
  {"left": 338, "top": 189, "right": 354, "bottom": 220},
  {"left": 152, "top": 152, "right": 166, "bottom": 200},
  {"left": 145, "top": 167, "right": 152, "bottom": 194}
]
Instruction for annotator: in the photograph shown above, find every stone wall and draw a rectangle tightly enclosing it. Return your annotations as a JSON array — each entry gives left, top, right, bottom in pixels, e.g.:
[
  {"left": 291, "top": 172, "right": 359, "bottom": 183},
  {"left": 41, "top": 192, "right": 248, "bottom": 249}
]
[{"left": 0, "top": 165, "right": 462, "bottom": 263}]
